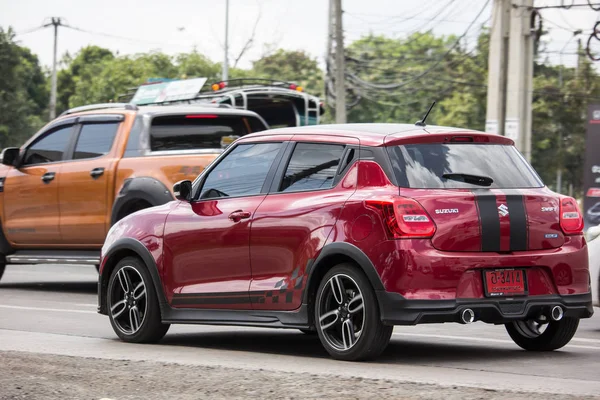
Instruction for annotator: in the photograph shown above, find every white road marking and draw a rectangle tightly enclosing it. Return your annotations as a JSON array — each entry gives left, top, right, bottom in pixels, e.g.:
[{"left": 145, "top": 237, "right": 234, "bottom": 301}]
[
  {"left": 392, "top": 332, "right": 600, "bottom": 350},
  {"left": 1, "top": 304, "right": 598, "bottom": 349},
  {"left": 1, "top": 329, "right": 599, "bottom": 397},
  {"left": 0, "top": 305, "right": 96, "bottom": 314}
]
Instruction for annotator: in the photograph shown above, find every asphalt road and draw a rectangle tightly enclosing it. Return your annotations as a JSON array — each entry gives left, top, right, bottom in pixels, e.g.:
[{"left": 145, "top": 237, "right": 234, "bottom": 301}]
[{"left": 1, "top": 264, "right": 600, "bottom": 398}]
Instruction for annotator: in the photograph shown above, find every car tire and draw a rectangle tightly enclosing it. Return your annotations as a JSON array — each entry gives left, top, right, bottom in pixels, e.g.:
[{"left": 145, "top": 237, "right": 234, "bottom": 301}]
[
  {"left": 505, "top": 317, "right": 579, "bottom": 351},
  {"left": 314, "top": 263, "right": 392, "bottom": 361},
  {"left": 107, "top": 256, "right": 170, "bottom": 343},
  {"left": 0, "top": 263, "right": 5, "bottom": 282}
]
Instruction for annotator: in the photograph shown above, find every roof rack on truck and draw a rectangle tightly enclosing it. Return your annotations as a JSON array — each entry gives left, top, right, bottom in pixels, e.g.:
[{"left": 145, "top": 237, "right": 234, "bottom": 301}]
[{"left": 117, "top": 77, "right": 325, "bottom": 128}]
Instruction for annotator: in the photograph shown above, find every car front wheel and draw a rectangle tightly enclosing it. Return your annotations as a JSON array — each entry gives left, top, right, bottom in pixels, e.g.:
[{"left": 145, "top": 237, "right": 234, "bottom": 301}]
[
  {"left": 505, "top": 317, "right": 579, "bottom": 351},
  {"left": 315, "top": 263, "right": 392, "bottom": 361},
  {"left": 107, "top": 256, "right": 170, "bottom": 343}
]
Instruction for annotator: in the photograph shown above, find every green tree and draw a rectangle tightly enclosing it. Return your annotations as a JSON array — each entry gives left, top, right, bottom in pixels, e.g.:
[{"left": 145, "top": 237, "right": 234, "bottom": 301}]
[
  {"left": 344, "top": 32, "right": 480, "bottom": 125},
  {"left": 57, "top": 46, "right": 114, "bottom": 113},
  {"left": 252, "top": 49, "right": 323, "bottom": 95},
  {"left": 0, "top": 27, "right": 48, "bottom": 147}
]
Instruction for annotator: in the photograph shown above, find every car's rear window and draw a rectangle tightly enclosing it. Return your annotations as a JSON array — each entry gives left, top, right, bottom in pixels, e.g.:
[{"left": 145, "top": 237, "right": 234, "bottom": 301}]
[
  {"left": 386, "top": 143, "right": 543, "bottom": 189},
  {"left": 149, "top": 115, "right": 267, "bottom": 152}
]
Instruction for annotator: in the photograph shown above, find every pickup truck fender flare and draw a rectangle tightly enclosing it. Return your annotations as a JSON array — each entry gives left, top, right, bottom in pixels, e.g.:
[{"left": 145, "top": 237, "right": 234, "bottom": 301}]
[{"left": 111, "top": 177, "right": 174, "bottom": 225}]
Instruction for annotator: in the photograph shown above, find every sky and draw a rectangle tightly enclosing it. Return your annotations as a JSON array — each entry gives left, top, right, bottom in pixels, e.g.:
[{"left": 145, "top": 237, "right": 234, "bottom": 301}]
[{"left": 1, "top": 0, "right": 599, "bottom": 72}]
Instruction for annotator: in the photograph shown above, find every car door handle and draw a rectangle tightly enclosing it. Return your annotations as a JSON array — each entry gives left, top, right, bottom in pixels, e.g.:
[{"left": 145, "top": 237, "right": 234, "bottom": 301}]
[
  {"left": 90, "top": 167, "right": 105, "bottom": 179},
  {"left": 41, "top": 172, "right": 55, "bottom": 183},
  {"left": 228, "top": 210, "right": 251, "bottom": 222}
]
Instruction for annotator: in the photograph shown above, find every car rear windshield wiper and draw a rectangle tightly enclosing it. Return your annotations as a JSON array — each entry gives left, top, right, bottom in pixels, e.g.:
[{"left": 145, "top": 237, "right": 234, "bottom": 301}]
[{"left": 441, "top": 173, "right": 494, "bottom": 187}]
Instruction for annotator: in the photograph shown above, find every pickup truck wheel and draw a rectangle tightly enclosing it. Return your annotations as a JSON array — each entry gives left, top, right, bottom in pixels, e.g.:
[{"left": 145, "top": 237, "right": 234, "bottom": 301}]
[
  {"left": 0, "top": 263, "right": 5, "bottom": 282},
  {"left": 107, "top": 256, "right": 169, "bottom": 343},
  {"left": 505, "top": 317, "right": 579, "bottom": 351}
]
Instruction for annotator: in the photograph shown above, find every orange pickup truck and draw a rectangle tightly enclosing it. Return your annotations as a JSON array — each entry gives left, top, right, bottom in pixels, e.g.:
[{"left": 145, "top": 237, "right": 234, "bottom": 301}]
[{"left": 0, "top": 103, "right": 268, "bottom": 280}]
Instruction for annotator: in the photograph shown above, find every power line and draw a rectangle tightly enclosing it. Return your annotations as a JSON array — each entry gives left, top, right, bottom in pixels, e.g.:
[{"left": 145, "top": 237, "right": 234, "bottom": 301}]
[
  {"left": 15, "top": 25, "right": 46, "bottom": 36},
  {"left": 346, "top": 0, "right": 491, "bottom": 91},
  {"left": 61, "top": 24, "right": 183, "bottom": 47}
]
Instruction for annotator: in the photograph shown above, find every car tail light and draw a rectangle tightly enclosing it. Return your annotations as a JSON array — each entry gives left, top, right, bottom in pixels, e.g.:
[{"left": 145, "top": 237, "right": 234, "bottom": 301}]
[
  {"left": 559, "top": 196, "right": 583, "bottom": 235},
  {"left": 365, "top": 197, "right": 436, "bottom": 239}
]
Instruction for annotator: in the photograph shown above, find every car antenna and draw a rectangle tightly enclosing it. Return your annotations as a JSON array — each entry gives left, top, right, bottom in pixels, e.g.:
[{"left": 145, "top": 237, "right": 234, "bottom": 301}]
[{"left": 415, "top": 101, "right": 436, "bottom": 127}]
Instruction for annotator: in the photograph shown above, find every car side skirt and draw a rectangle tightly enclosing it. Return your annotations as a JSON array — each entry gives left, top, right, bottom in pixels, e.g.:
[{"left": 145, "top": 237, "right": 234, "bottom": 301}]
[{"left": 161, "top": 304, "right": 310, "bottom": 329}]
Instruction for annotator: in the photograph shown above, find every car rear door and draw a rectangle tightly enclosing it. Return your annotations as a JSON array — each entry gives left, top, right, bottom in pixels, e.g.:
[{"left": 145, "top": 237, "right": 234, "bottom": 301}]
[
  {"left": 249, "top": 137, "right": 359, "bottom": 311},
  {"left": 58, "top": 115, "right": 123, "bottom": 245}
]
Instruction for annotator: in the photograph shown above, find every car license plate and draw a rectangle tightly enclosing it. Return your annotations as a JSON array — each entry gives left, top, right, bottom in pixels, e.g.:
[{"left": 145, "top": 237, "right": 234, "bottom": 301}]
[{"left": 483, "top": 269, "right": 527, "bottom": 297}]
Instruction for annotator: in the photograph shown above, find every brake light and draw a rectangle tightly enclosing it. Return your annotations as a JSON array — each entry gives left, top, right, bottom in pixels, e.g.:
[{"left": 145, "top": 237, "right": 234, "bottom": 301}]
[
  {"left": 365, "top": 197, "right": 436, "bottom": 239},
  {"left": 451, "top": 136, "right": 474, "bottom": 142},
  {"left": 559, "top": 196, "right": 583, "bottom": 235},
  {"left": 185, "top": 114, "right": 218, "bottom": 119}
]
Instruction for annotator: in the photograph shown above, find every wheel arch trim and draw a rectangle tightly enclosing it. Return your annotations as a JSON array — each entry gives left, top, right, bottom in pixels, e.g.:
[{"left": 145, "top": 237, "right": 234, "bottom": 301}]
[
  {"left": 302, "top": 242, "right": 385, "bottom": 306},
  {"left": 98, "top": 237, "right": 167, "bottom": 316}
]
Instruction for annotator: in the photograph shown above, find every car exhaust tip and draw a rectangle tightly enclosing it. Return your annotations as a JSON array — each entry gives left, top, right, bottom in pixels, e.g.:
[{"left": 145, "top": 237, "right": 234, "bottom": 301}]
[
  {"left": 550, "top": 305, "right": 563, "bottom": 321},
  {"left": 460, "top": 308, "right": 475, "bottom": 324}
]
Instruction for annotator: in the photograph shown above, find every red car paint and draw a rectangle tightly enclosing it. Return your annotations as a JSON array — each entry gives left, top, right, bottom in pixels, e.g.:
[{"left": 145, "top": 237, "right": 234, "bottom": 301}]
[{"left": 99, "top": 124, "right": 592, "bottom": 328}]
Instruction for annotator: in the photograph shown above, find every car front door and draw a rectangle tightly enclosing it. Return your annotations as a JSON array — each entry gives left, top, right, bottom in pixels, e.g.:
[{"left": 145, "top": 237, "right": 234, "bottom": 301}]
[
  {"left": 58, "top": 117, "right": 122, "bottom": 245},
  {"left": 3, "top": 123, "right": 75, "bottom": 245},
  {"left": 162, "top": 141, "right": 286, "bottom": 309}
]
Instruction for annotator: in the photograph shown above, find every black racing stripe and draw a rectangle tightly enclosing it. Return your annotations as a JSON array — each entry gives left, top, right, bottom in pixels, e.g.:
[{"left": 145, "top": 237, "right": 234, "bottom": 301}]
[
  {"left": 473, "top": 191, "right": 501, "bottom": 252},
  {"left": 505, "top": 193, "right": 528, "bottom": 251}
]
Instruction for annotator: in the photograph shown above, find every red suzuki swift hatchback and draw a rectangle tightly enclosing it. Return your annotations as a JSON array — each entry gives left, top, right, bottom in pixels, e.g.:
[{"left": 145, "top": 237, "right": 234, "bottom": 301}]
[{"left": 98, "top": 123, "right": 593, "bottom": 361}]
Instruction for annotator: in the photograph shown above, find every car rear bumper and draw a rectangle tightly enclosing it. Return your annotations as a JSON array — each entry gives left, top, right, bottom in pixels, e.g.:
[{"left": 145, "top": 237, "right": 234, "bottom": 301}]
[{"left": 377, "top": 291, "right": 594, "bottom": 325}]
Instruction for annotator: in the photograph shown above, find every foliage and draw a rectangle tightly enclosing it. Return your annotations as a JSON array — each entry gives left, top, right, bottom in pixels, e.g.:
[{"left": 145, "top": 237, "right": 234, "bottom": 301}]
[
  {"left": 0, "top": 27, "right": 48, "bottom": 147},
  {"left": 252, "top": 49, "right": 324, "bottom": 95},
  {"left": 343, "top": 32, "right": 484, "bottom": 126}
]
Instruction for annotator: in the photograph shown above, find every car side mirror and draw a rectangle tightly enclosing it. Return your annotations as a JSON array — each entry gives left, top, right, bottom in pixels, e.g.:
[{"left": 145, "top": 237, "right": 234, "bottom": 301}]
[
  {"left": 1, "top": 147, "right": 20, "bottom": 167},
  {"left": 173, "top": 180, "right": 193, "bottom": 202}
]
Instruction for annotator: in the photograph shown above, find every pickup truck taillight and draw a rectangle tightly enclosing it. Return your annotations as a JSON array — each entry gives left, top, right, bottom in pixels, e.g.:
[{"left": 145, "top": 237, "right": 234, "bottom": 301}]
[
  {"left": 559, "top": 196, "right": 584, "bottom": 235},
  {"left": 365, "top": 197, "right": 436, "bottom": 239}
]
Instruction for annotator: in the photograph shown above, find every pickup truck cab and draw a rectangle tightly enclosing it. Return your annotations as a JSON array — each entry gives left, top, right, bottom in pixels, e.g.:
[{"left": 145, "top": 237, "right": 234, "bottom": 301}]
[{"left": 0, "top": 103, "right": 268, "bottom": 279}]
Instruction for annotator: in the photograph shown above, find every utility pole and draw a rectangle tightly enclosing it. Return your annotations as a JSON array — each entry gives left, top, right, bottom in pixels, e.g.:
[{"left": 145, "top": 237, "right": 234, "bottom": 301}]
[
  {"left": 333, "top": 0, "right": 346, "bottom": 123},
  {"left": 485, "top": 0, "right": 511, "bottom": 136},
  {"left": 222, "top": 0, "right": 229, "bottom": 81},
  {"left": 46, "top": 17, "right": 61, "bottom": 120},
  {"left": 486, "top": 0, "right": 536, "bottom": 162},
  {"left": 505, "top": 0, "right": 534, "bottom": 161}
]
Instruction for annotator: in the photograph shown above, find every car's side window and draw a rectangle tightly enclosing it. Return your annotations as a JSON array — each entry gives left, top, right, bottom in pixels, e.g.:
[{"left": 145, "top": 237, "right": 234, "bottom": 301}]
[
  {"left": 279, "top": 143, "right": 345, "bottom": 192},
  {"left": 199, "top": 142, "right": 282, "bottom": 199},
  {"left": 22, "top": 125, "right": 74, "bottom": 166},
  {"left": 73, "top": 122, "right": 119, "bottom": 160}
]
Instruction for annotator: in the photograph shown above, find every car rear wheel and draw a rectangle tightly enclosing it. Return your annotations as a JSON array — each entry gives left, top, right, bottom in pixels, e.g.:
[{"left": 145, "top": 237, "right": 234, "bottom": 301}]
[
  {"left": 505, "top": 317, "right": 579, "bottom": 351},
  {"left": 315, "top": 263, "right": 392, "bottom": 361},
  {"left": 107, "top": 256, "right": 170, "bottom": 343}
]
